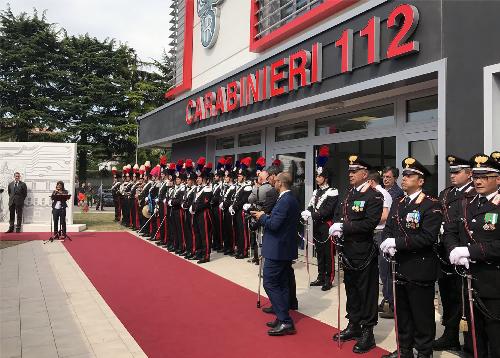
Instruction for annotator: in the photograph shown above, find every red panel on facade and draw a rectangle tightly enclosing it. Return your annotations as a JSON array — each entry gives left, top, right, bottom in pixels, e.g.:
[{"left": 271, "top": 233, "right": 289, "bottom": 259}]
[
  {"left": 165, "top": 0, "right": 194, "bottom": 99},
  {"left": 250, "top": 0, "right": 359, "bottom": 53}
]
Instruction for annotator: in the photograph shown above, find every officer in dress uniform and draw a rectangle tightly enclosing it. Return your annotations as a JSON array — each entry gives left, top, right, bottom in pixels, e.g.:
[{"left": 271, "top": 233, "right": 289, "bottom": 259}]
[
  {"left": 160, "top": 164, "right": 175, "bottom": 247},
  {"left": 168, "top": 161, "right": 187, "bottom": 253},
  {"left": 302, "top": 146, "right": 339, "bottom": 291},
  {"left": 211, "top": 158, "right": 225, "bottom": 253},
  {"left": 182, "top": 162, "right": 198, "bottom": 258},
  {"left": 221, "top": 158, "right": 237, "bottom": 255},
  {"left": 380, "top": 157, "right": 442, "bottom": 358},
  {"left": 444, "top": 153, "right": 500, "bottom": 358},
  {"left": 111, "top": 167, "right": 122, "bottom": 222},
  {"left": 191, "top": 161, "right": 213, "bottom": 264},
  {"left": 147, "top": 165, "right": 161, "bottom": 240},
  {"left": 120, "top": 166, "right": 131, "bottom": 227},
  {"left": 138, "top": 162, "right": 152, "bottom": 237},
  {"left": 230, "top": 157, "right": 253, "bottom": 259},
  {"left": 133, "top": 165, "right": 145, "bottom": 231},
  {"left": 433, "top": 155, "right": 475, "bottom": 352},
  {"left": 329, "top": 155, "right": 383, "bottom": 354},
  {"left": 129, "top": 164, "right": 140, "bottom": 229},
  {"left": 156, "top": 158, "right": 169, "bottom": 246}
]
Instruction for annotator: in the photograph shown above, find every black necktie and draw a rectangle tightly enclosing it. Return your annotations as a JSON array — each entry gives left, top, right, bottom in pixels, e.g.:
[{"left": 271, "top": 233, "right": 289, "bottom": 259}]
[
  {"left": 404, "top": 196, "right": 411, "bottom": 207},
  {"left": 478, "top": 196, "right": 488, "bottom": 208}
]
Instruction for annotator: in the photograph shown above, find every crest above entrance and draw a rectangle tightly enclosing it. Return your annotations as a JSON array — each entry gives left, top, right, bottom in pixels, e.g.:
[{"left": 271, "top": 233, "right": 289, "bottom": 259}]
[{"left": 197, "top": 0, "right": 224, "bottom": 49}]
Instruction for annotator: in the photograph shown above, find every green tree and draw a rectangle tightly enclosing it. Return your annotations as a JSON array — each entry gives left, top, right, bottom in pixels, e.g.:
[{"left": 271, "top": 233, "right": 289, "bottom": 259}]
[{"left": 0, "top": 8, "right": 65, "bottom": 141}]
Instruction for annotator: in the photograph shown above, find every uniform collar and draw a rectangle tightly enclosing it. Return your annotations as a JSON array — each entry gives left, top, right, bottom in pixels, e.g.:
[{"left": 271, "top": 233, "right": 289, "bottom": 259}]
[
  {"left": 279, "top": 190, "right": 290, "bottom": 199},
  {"left": 406, "top": 189, "right": 422, "bottom": 202},
  {"left": 480, "top": 191, "right": 497, "bottom": 201},
  {"left": 456, "top": 181, "right": 473, "bottom": 192}
]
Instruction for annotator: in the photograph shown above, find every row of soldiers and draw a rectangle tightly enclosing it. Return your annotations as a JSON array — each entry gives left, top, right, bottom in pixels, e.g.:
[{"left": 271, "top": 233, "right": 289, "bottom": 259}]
[
  {"left": 110, "top": 148, "right": 499, "bottom": 357},
  {"left": 110, "top": 156, "right": 280, "bottom": 264}
]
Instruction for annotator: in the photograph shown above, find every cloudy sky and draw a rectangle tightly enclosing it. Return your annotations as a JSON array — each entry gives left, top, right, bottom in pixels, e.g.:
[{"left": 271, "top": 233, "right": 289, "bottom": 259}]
[{"left": 3, "top": 0, "right": 173, "bottom": 62}]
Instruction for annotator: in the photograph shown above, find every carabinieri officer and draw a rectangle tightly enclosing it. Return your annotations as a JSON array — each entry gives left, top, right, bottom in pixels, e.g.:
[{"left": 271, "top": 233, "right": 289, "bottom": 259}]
[
  {"left": 444, "top": 153, "right": 500, "bottom": 358},
  {"left": 330, "top": 155, "right": 383, "bottom": 354},
  {"left": 380, "top": 157, "right": 442, "bottom": 358}
]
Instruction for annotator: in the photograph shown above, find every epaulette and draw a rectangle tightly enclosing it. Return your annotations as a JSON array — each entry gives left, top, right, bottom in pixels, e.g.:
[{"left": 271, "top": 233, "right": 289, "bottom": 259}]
[
  {"left": 326, "top": 188, "right": 339, "bottom": 196},
  {"left": 359, "top": 182, "right": 371, "bottom": 193},
  {"left": 493, "top": 193, "right": 500, "bottom": 206},
  {"left": 415, "top": 192, "right": 427, "bottom": 204}
]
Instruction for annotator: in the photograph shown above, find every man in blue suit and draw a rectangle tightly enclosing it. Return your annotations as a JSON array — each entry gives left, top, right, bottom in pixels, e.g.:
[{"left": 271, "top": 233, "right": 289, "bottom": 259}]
[{"left": 251, "top": 172, "right": 300, "bottom": 336}]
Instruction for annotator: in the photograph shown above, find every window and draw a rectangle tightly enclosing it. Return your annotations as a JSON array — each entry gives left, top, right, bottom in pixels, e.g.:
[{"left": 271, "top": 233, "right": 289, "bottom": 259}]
[
  {"left": 409, "top": 139, "right": 438, "bottom": 197},
  {"left": 216, "top": 136, "right": 235, "bottom": 150},
  {"left": 407, "top": 95, "right": 438, "bottom": 123},
  {"left": 315, "top": 104, "right": 395, "bottom": 136},
  {"left": 275, "top": 122, "right": 308, "bottom": 142},
  {"left": 238, "top": 131, "right": 261, "bottom": 147},
  {"left": 256, "top": 0, "right": 324, "bottom": 39}
]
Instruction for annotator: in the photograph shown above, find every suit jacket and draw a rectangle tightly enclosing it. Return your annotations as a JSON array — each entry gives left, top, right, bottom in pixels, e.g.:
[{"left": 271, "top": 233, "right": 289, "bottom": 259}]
[
  {"left": 444, "top": 191, "right": 500, "bottom": 298},
  {"left": 8, "top": 180, "right": 27, "bottom": 207},
  {"left": 259, "top": 191, "right": 300, "bottom": 261},
  {"left": 51, "top": 190, "right": 69, "bottom": 209},
  {"left": 383, "top": 192, "right": 442, "bottom": 282}
]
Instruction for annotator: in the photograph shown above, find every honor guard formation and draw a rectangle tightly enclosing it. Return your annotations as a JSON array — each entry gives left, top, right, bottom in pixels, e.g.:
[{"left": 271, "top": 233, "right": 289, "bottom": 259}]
[{"left": 109, "top": 150, "right": 500, "bottom": 357}]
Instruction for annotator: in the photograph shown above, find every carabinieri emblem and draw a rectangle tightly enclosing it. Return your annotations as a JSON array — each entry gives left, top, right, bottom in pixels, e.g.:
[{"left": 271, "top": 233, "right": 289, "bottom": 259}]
[{"left": 197, "top": 0, "right": 224, "bottom": 49}]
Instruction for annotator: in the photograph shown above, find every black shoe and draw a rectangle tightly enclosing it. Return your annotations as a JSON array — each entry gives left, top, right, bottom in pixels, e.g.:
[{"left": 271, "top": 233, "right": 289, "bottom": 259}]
[
  {"left": 188, "top": 255, "right": 198, "bottom": 260},
  {"left": 235, "top": 254, "right": 244, "bottom": 259},
  {"left": 381, "top": 351, "right": 399, "bottom": 358},
  {"left": 156, "top": 241, "right": 164, "bottom": 246},
  {"left": 216, "top": 249, "right": 225, "bottom": 253},
  {"left": 266, "top": 319, "right": 280, "bottom": 328},
  {"left": 432, "top": 330, "right": 461, "bottom": 351},
  {"left": 267, "top": 322, "right": 296, "bottom": 336},
  {"left": 352, "top": 326, "right": 375, "bottom": 354},
  {"left": 310, "top": 278, "right": 324, "bottom": 287},
  {"left": 381, "top": 349, "right": 414, "bottom": 358},
  {"left": 332, "top": 322, "right": 361, "bottom": 342},
  {"left": 197, "top": 258, "right": 210, "bottom": 264},
  {"left": 379, "top": 306, "right": 394, "bottom": 319},
  {"left": 262, "top": 306, "right": 274, "bottom": 314},
  {"left": 378, "top": 299, "right": 389, "bottom": 313},
  {"left": 416, "top": 353, "right": 432, "bottom": 358},
  {"left": 321, "top": 282, "right": 333, "bottom": 291},
  {"left": 5, "top": 228, "right": 14, "bottom": 233}
]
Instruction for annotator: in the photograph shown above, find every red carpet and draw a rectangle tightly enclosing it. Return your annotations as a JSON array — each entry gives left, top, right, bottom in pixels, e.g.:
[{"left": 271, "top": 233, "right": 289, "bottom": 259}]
[{"left": 63, "top": 232, "right": 388, "bottom": 358}]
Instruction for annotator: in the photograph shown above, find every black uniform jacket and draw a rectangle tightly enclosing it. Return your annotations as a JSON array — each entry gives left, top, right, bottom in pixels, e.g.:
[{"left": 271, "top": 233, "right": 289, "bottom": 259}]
[
  {"left": 307, "top": 186, "right": 338, "bottom": 239},
  {"left": 181, "top": 185, "right": 196, "bottom": 211},
  {"left": 383, "top": 192, "right": 442, "bottom": 282},
  {"left": 222, "top": 184, "right": 236, "bottom": 210},
  {"left": 335, "top": 182, "right": 383, "bottom": 259},
  {"left": 192, "top": 185, "right": 213, "bottom": 212},
  {"left": 231, "top": 182, "right": 252, "bottom": 212},
  {"left": 211, "top": 182, "right": 223, "bottom": 207},
  {"left": 444, "top": 190, "right": 500, "bottom": 298},
  {"left": 139, "top": 181, "right": 152, "bottom": 205},
  {"left": 170, "top": 185, "right": 186, "bottom": 209}
]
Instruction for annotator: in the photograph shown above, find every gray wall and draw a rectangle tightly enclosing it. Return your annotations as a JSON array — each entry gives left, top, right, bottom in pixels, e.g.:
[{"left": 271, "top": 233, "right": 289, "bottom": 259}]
[
  {"left": 443, "top": 0, "right": 500, "bottom": 157},
  {"left": 171, "top": 137, "right": 207, "bottom": 162}
]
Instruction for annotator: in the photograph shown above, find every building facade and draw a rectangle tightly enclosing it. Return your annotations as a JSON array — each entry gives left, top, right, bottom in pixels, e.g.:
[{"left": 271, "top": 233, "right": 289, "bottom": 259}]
[{"left": 139, "top": 0, "right": 500, "bottom": 209}]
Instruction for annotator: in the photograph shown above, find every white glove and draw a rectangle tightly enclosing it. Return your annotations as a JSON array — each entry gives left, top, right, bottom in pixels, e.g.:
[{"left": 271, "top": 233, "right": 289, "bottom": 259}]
[
  {"left": 189, "top": 206, "right": 195, "bottom": 215},
  {"left": 439, "top": 223, "right": 444, "bottom": 235},
  {"left": 387, "top": 247, "right": 397, "bottom": 257},
  {"left": 301, "top": 210, "right": 311, "bottom": 221},
  {"left": 449, "top": 247, "right": 470, "bottom": 265},
  {"left": 456, "top": 256, "right": 470, "bottom": 269},
  {"left": 380, "top": 237, "right": 396, "bottom": 253},
  {"left": 219, "top": 202, "right": 224, "bottom": 210},
  {"left": 168, "top": 199, "right": 172, "bottom": 206},
  {"left": 229, "top": 206, "right": 235, "bottom": 216},
  {"left": 328, "top": 223, "right": 343, "bottom": 237},
  {"left": 155, "top": 198, "right": 159, "bottom": 203},
  {"left": 243, "top": 203, "right": 251, "bottom": 211},
  {"left": 145, "top": 197, "right": 149, "bottom": 203}
]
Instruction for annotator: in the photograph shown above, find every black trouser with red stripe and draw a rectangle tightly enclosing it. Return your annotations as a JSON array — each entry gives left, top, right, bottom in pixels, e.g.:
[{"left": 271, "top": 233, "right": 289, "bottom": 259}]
[
  {"left": 184, "top": 210, "right": 195, "bottom": 254},
  {"left": 193, "top": 209, "right": 212, "bottom": 260},
  {"left": 170, "top": 208, "right": 182, "bottom": 250},
  {"left": 314, "top": 223, "right": 335, "bottom": 284},
  {"left": 222, "top": 210, "right": 235, "bottom": 253},
  {"left": 158, "top": 202, "right": 168, "bottom": 244},
  {"left": 234, "top": 209, "right": 249, "bottom": 257},
  {"left": 129, "top": 197, "right": 135, "bottom": 227},
  {"left": 211, "top": 206, "right": 223, "bottom": 251}
]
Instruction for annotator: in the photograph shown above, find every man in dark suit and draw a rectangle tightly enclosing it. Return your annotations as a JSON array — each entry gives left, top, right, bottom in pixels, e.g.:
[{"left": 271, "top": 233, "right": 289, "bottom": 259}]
[
  {"left": 251, "top": 172, "right": 300, "bottom": 336},
  {"left": 6, "top": 172, "right": 28, "bottom": 233}
]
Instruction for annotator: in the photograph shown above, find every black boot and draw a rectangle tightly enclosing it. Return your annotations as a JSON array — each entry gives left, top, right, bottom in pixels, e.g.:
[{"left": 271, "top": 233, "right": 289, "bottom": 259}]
[
  {"left": 352, "top": 326, "right": 375, "bottom": 353},
  {"left": 321, "top": 282, "right": 333, "bottom": 291},
  {"left": 332, "top": 321, "right": 361, "bottom": 342},
  {"left": 416, "top": 352, "right": 432, "bottom": 358},
  {"left": 382, "top": 348, "right": 414, "bottom": 358},
  {"left": 432, "top": 327, "right": 460, "bottom": 351},
  {"left": 310, "top": 278, "right": 324, "bottom": 287}
]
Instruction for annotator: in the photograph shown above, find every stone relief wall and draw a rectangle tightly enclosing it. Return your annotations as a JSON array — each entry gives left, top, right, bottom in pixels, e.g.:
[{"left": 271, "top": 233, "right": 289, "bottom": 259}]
[{"left": 0, "top": 142, "right": 76, "bottom": 225}]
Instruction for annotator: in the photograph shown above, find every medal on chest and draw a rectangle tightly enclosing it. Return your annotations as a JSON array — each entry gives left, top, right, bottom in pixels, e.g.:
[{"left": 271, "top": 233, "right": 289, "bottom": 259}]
[
  {"left": 483, "top": 213, "right": 498, "bottom": 231},
  {"left": 405, "top": 210, "right": 421, "bottom": 229},
  {"left": 352, "top": 200, "right": 365, "bottom": 212}
]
